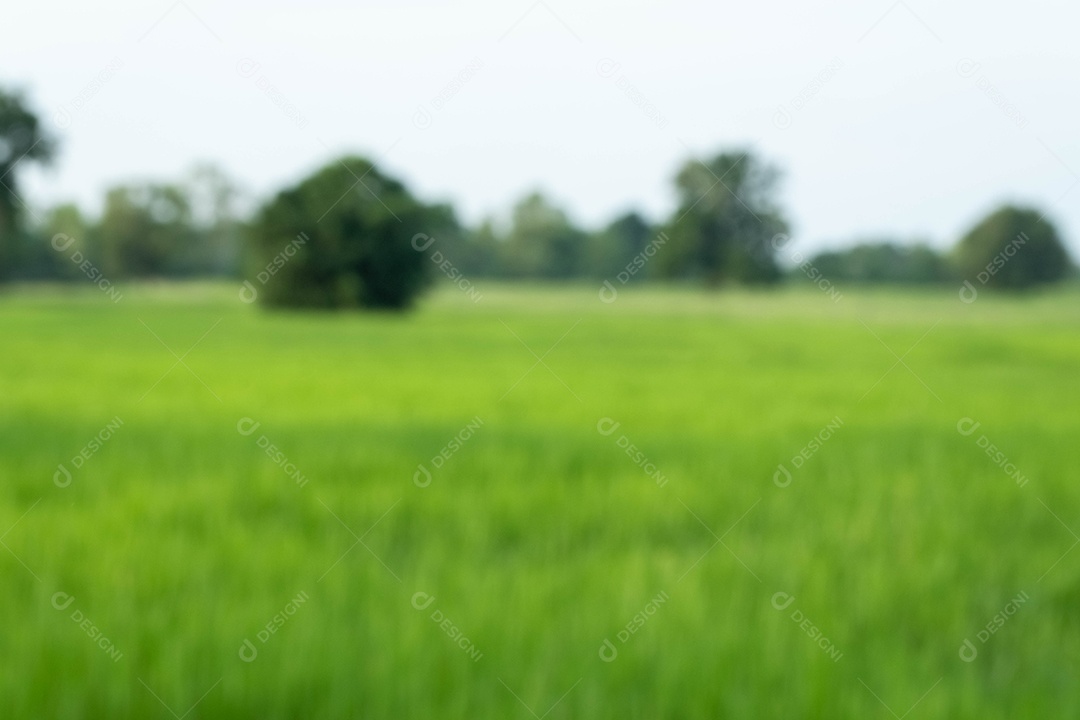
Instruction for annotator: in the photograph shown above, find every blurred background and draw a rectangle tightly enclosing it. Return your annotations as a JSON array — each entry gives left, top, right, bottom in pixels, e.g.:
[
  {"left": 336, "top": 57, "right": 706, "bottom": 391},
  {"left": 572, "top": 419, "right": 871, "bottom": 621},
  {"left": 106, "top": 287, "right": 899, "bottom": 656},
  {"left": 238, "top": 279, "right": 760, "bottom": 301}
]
[{"left": 2, "top": 1, "right": 1079, "bottom": 718}]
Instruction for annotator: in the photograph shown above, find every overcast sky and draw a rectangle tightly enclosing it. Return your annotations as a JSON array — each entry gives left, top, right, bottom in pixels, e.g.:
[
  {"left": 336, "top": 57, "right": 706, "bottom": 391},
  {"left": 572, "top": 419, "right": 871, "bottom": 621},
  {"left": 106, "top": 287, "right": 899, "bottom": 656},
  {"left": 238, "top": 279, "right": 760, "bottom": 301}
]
[{"left": 5, "top": 0, "right": 1078, "bottom": 254}]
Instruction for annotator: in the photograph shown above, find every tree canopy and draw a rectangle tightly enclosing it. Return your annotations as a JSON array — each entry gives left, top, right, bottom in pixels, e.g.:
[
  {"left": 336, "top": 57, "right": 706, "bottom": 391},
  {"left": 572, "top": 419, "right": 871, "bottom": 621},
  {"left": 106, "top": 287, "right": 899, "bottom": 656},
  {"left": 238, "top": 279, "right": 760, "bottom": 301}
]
[
  {"left": 248, "top": 156, "right": 458, "bottom": 309},
  {"left": 0, "top": 80, "right": 1072, "bottom": 306},
  {"left": 659, "top": 151, "right": 788, "bottom": 285},
  {"left": 0, "top": 88, "right": 55, "bottom": 279},
  {"left": 953, "top": 205, "right": 1071, "bottom": 290},
  {"left": 809, "top": 241, "right": 951, "bottom": 284}
]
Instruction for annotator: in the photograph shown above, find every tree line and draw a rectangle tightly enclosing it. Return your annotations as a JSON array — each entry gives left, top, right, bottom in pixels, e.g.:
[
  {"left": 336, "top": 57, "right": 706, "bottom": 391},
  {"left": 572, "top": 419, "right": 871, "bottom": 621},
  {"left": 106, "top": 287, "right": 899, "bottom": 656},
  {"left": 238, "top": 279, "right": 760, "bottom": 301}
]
[{"left": 0, "top": 87, "right": 1073, "bottom": 308}]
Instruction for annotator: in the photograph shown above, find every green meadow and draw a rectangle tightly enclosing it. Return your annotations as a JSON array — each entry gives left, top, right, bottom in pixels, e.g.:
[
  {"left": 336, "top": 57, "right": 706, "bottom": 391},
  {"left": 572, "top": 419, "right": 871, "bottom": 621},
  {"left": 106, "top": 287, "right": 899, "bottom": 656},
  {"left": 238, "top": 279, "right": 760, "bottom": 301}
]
[{"left": 2, "top": 282, "right": 1079, "bottom": 718}]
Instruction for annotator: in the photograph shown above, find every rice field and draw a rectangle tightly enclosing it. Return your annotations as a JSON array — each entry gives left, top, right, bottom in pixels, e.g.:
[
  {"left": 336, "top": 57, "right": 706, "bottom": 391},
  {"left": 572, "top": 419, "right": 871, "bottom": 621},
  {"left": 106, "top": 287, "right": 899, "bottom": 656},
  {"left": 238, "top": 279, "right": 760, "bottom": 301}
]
[{"left": 2, "top": 281, "right": 1078, "bottom": 718}]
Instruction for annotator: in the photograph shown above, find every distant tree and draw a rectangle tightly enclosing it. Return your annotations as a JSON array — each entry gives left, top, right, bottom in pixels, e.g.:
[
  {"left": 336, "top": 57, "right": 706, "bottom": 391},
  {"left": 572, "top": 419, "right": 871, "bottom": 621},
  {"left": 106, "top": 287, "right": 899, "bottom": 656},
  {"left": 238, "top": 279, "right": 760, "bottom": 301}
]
[
  {"left": 93, "top": 183, "right": 195, "bottom": 277},
  {"left": 27, "top": 202, "right": 90, "bottom": 279},
  {"left": 248, "top": 156, "right": 457, "bottom": 309},
  {"left": 454, "top": 218, "right": 502, "bottom": 277},
  {"left": 60, "top": 167, "right": 240, "bottom": 279},
  {"left": 502, "top": 192, "right": 586, "bottom": 279},
  {"left": 809, "top": 241, "right": 951, "bottom": 284},
  {"left": 44, "top": 203, "right": 88, "bottom": 247},
  {"left": 953, "top": 205, "right": 1071, "bottom": 289},
  {"left": 586, "top": 211, "right": 654, "bottom": 279},
  {"left": 0, "top": 87, "right": 55, "bottom": 280},
  {"left": 660, "top": 150, "right": 788, "bottom": 285},
  {"left": 183, "top": 163, "right": 244, "bottom": 276}
]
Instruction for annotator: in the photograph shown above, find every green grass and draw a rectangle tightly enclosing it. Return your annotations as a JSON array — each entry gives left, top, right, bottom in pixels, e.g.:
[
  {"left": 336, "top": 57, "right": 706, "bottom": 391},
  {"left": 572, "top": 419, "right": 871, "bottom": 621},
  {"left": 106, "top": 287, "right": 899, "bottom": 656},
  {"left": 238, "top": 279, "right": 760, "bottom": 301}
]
[{"left": 2, "top": 281, "right": 1079, "bottom": 718}]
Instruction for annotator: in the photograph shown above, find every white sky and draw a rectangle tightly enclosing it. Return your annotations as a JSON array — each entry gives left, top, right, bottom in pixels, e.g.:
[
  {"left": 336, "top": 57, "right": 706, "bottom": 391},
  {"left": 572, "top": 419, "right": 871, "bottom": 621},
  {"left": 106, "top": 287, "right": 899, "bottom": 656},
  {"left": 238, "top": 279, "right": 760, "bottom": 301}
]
[{"left": 4, "top": 0, "right": 1079, "bottom": 254}]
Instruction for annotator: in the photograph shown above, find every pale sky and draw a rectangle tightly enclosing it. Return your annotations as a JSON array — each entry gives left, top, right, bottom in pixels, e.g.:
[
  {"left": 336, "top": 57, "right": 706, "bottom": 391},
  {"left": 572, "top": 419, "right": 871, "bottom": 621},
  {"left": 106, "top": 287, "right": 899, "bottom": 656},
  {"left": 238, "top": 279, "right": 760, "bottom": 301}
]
[{"left": 5, "top": 0, "right": 1079, "bottom": 255}]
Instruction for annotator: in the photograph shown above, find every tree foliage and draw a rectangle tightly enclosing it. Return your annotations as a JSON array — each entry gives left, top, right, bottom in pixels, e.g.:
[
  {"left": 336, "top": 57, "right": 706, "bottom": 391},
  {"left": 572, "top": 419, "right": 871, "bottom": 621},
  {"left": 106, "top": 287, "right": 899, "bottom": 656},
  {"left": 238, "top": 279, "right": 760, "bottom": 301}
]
[
  {"left": 0, "top": 88, "right": 55, "bottom": 279},
  {"left": 659, "top": 151, "right": 788, "bottom": 285},
  {"left": 248, "top": 156, "right": 457, "bottom": 309},
  {"left": 3, "top": 109, "right": 1071, "bottom": 305},
  {"left": 500, "top": 192, "right": 587, "bottom": 279},
  {"left": 586, "top": 212, "right": 655, "bottom": 280},
  {"left": 31, "top": 169, "right": 242, "bottom": 281},
  {"left": 953, "top": 205, "right": 1071, "bottom": 290},
  {"left": 94, "top": 184, "right": 196, "bottom": 276},
  {"left": 810, "top": 241, "right": 951, "bottom": 284}
]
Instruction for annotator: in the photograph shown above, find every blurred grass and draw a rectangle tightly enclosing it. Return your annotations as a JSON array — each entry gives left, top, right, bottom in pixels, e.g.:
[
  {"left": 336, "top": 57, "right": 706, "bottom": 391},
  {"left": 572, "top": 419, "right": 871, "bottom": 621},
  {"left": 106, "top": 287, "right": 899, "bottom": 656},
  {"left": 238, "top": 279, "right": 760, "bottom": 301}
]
[{"left": 1, "top": 280, "right": 1078, "bottom": 718}]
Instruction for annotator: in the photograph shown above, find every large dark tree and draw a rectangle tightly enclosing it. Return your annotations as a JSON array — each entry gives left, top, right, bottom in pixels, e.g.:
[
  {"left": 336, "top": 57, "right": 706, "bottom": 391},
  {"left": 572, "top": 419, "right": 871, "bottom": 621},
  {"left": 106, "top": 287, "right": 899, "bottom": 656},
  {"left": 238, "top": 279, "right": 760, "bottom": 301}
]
[
  {"left": 248, "top": 156, "right": 457, "bottom": 309},
  {"left": 0, "top": 88, "right": 55, "bottom": 280},
  {"left": 953, "top": 205, "right": 1072, "bottom": 290},
  {"left": 660, "top": 150, "right": 788, "bottom": 285}
]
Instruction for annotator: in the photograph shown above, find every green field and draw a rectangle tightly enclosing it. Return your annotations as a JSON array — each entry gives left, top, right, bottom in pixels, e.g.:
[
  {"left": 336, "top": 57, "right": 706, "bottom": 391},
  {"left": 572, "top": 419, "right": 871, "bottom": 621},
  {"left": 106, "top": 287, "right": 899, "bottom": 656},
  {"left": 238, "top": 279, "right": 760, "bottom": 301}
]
[{"left": 2, "top": 282, "right": 1079, "bottom": 718}]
